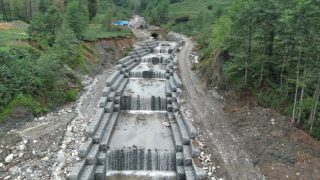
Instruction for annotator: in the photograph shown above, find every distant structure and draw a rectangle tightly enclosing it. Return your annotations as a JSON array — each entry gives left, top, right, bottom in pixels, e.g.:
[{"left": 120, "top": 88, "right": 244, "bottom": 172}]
[{"left": 115, "top": 21, "right": 129, "bottom": 27}]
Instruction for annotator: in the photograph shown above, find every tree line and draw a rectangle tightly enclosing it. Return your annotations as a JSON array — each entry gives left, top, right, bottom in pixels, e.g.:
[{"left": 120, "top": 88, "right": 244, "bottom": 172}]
[{"left": 206, "top": 0, "right": 320, "bottom": 139}]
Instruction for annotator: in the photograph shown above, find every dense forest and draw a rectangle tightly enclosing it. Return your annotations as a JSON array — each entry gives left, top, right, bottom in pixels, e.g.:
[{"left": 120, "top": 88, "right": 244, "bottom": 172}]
[{"left": 1, "top": 0, "right": 320, "bottom": 140}]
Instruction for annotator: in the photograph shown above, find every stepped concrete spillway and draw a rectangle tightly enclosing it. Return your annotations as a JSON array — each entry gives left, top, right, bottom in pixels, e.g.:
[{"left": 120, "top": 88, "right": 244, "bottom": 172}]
[{"left": 69, "top": 39, "right": 205, "bottom": 180}]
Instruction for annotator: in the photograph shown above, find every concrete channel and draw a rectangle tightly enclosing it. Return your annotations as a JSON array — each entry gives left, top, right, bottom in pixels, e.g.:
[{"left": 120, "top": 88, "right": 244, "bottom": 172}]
[{"left": 70, "top": 39, "right": 205, "bottom": 180}]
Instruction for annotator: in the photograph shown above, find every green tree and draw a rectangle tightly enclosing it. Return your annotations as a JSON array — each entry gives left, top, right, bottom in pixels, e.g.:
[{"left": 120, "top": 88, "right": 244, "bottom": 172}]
[
  {"left": 102, "top": 9, "right": 113, "bottom": 31},
  {"left": 38, "top": 0, "right": 47, "bottom": 13},
  {"left": 65, "top": 0, "right": 89, "bottom": 39},
  {"left": 87, "top": 0, "right": 98, "bottom": 21}
]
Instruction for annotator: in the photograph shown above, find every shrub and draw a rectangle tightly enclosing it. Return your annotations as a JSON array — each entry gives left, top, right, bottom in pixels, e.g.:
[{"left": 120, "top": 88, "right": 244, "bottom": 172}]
[
  {"left": 66, "top": 89, "right": 78, "bottom": 101},
  {"left": 175, "top": 15, "right": 190, "bottom": 23},
  {"left": 208, "top": 5, "right": 213, "bottom": 10},
  {"left": 191, "top": 65, "right": 196, "bottom": 70}
]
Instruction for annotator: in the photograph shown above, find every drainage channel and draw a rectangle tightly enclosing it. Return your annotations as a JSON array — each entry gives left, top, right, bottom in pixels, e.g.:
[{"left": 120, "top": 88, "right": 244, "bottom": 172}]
[{"left": 70, "top": 40, "right": 205, "bottom": 180}]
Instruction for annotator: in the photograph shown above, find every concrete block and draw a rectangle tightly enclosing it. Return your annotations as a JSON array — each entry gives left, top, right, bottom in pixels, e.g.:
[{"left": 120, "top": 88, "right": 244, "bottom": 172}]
[
  {"left": 79, "top": 138, "right": 93, "bottom": 158},
  {"left": 111, "top": 75, "right": 124, "bottom": 91},
  {"left": 116, "top": 78, "right": 128, "bottom": 96},
  {"left": 128, "top": 52, "right": 135, "bottom": 56},
  {"left": 183, "top": 145, "right": 192, "bottom": 166},
  {"left": 173, "top": 66, "right": 177, "bottom": 70},
  {"left": 166, "top": 73, "right": 170, "bottom": 79},
  {"left": 97, "top": 151, "right": 106, "bottom": 165},
  {"left": 177, "top": 88, "right": 182, "bottom": 95},
  {"left": 122, "top": 59, "right": 134, "bottom": 68},
  {"left": 95, "top": 165, "right": 106, "bottom": 180},
  {"left": 172, "top": 92, "right": 177, "bottom": 102},
  {"left": 173, "top": 73, "right": 182, "bottom": 88},
  {"left": 105, "top": 102, "right": 114, "bottom": 113},
  {"left": 167, "top": 97, "right": 172, "bottom": 104},
  {"left": 170, "top": 70, "right": 173, "bottom": 76},
  {"left": 114, "top": 96, "right": 121, "bottom": 104},
  {"left": 93, "top": 113, "right": 112, "bottom": 144},
  {"left": 185, "top": 166, "right": 195, "bottom": 180},
  {"left": 98, "top": 97, "right": 108, "bottom": 108},
  {"left": 86, "top": 110, "right": 104, "bottom": 138},
  {"left": 173, "top": 58, "right": 178, "bottom": 65},
  {"left": 167, "top": 104, "right": 173, "bottom": 112},
  {"left": 86, "top": 144, "right": 99, "bottom": 165},
  {"left": 176, "top": 166, "right": 185, "bottom": 180},
  {"left": 172, "top": 102, "right": 178, "bottom": 112},
  {"left": 192, "top": 158, "right": 206, "bottom": 179},
  {"left": 176, "top": 152, "right": 184, "bottom": 166},
  {"left": 113, "top": 104, "right": 120, "bottom": 112},
  {"left": 119, "top": 56, "right": 131, "bottom": 64},
  {"left": 79, "top": 165, "right": 95, "bottom": 180},
  {"left": 167, "top": 112, "right": 174, "bottom": 122},
  {"left": 169, "top": 76, "right": 177, "bottom": 92},
  {"left": 100, "top": 112, "right": 119, "bottom": 151},
  {"left": 181, "top": 112, "right": 197, "bottom": 139},
  {"left": 69, "top": 160, "right": 86, "bottom": 180},
  {"left": 106, "top": 71, "right": 120, "bottom": 87},
  {"left": 176, "top": 117, "right": 190, "bottom": 145},
  {"left": 101, "top": 87, "right": 110, "bottom": 97},
  {"left": 170, "top": 123, "right": 183, "bottom": 152},
  {"left": 130, "top": 55, "right": 138, "bottom": 59},
  {"left": 190, "top": 139, "right": 201, "bottom": 158},
  {"left": 126, "top": 62, "right": 139, "bottom": 72},
  {"left": 116, "top": 64, "right": 122, "bottom": 70},
  {"left": 107, "top": 92, "right": 116, "bottom": 102}
]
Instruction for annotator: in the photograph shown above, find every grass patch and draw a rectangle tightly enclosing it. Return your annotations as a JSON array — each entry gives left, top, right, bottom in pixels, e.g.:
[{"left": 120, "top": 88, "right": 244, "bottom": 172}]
[
  {"left": 202, "top": 59, "right": 210, "bottom": 68},
  {"left": 168, "top": 0, "right": 232, "bottom": 20},
  {"left": 0, "top": 28, "right": 27, "bottom": 47}
]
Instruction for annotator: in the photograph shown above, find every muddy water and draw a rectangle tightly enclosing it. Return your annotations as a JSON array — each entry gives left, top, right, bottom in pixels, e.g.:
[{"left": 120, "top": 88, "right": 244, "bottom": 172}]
[
  {"left": 106, "top": 171, "right": 176, "bottom": 180},
  {"left": 108, "top": 111, "right": 174, "bottom": 150},
  {"left": 123, "top": 79, "right": 166, "bottom": 97}
]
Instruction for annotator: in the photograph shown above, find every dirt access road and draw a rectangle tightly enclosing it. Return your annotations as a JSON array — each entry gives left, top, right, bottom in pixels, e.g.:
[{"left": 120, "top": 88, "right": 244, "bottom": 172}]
[{"left": 174, "top": 32, "right": 266, "bottom": 180}]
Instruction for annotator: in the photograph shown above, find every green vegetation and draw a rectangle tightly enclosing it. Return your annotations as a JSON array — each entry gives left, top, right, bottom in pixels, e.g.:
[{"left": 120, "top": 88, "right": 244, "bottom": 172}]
[
  {"left": 83, "top": 26, "right": 132, "bottom": 41},
  {"left": 0, "top": 0, "right": 138, "bottom": 121},
  {"left": 0, "top": 28, "right": 27, "bottom": 47},
  {"left": 191, "top": 0, "right": 320, "bottom": 139}
]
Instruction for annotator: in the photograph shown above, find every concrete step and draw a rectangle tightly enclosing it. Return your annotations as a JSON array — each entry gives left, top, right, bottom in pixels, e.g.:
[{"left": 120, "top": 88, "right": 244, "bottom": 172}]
[
  {"left": 169, "top": 76, "right": 177, "bottom": 92},
  {"left": 172, "top": 92, "right": 177, "bottom": 102},
  {"left": 106, "top": 71, "right": 120, "bottom": 87},
  {"left": 86, "top": 144, "right": 99, "bottom": 165},
  {"left": 95, "top": 165, "right": 106, "bottom": 180},
  {"left": 107, "top": 92, "right": 116, "bottom": 102},
  {"left": 100, "top": 112, "right": 119, "bottom": 151},
  {"left": 119, "top": 56, "right": 131, "bottom": 64},
  {"left": 167, "top": 104, "right": 173, "bottom": 112},
  {"left": 126, "top": 62, "right": 139, "bottom": 72},
  {"left": 116, "top": 78, "right": 129, "bottom": 96},
  {"left": 69, "top": 160, "right": 86, "bottom": 180},
  {"left": 79, "top": 165, "right": 95, "bottom": 180},
  {"left": 181, "top": 112, "right": 197, "bottom": 139},
  {"left": 173, "top": 73, "right": 182, "bottom": 88},
  {"left": 176, "top": 152, "right": 183, "bottom": 166},
  {"left": 86, "top": 109, "right": 105, "bottom": 138},
  {"left": 114, "top": 96, "right": 121, "bottom": 104},
  {"left": 122, "top": 59, "right": 134, "bottom": 68},
  {"left": 113, "top": 104, "right": 120, "bottom": 112},
  {"left": 185, "top": 166, "right": 196, "bottom": 180},
  {"left": 176, "top": 166, "right": 186, "bottom": 180},
  {"left": 97, "top": 151, "right": 107, "bottom": 165},
  {"left": 105, "top": 102, "right": 114, "bottom": 113},
  {"left": 192, "top": 158, "right": 206, "bottom": 179},
  {"left": 183, "top": 145, "right": 192, "bottom": 166},
  {"left": 101, "top": 87, "right": 110, "bottom": 97},
  {"left": 93, "top": 112, "right": 113, "bottom": 143},
  {"left": 111, "top": 75, "right": 124, "bottom": 91},
  {"left": 176, "top": 117, "right": 190, "bottom": 145},
  {"left": 98, "top": 97, "right": 108, "bottom": 108},
  {"left": 170, "top": 123, "right": 183, "bottom": 152},
  {"left": 172, "top": 102, "right": 178, "bottom": 112},
  {"left": 78, "top": 138, "right": 93, "bottom": 158},
  {"left": 190, "top": 139, "right": 201, "bottom": 158}
]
